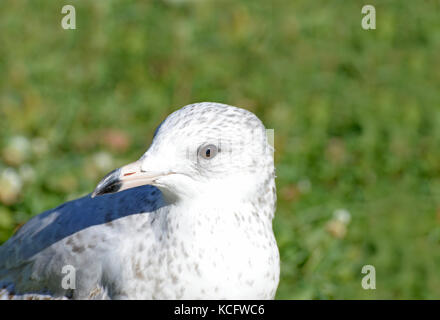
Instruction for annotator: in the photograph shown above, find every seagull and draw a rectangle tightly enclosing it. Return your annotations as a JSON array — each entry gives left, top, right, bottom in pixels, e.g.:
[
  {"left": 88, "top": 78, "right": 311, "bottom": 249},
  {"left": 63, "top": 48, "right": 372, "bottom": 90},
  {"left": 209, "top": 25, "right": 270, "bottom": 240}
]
[{"left": 0, "top": 102, "right": 279, "bottom": 300}]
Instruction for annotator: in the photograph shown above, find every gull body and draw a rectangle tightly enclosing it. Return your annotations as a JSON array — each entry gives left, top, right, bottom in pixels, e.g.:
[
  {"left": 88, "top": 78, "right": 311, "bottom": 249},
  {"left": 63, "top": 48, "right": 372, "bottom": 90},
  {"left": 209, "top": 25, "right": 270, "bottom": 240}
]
[{"left": 0, "top": 102, "right": 279, "bottom": 299}]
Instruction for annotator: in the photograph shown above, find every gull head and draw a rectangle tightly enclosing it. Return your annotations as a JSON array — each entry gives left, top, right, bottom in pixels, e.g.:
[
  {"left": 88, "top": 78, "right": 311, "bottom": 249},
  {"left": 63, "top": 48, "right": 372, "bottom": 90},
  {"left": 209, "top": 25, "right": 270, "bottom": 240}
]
[{"left": 92, "top": 102, "right": 274, "bottom": 203}]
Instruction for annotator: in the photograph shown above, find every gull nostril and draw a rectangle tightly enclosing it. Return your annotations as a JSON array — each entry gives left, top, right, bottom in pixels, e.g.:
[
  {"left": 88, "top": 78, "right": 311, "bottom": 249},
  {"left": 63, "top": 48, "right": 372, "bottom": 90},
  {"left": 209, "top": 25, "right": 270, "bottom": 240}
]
[{"left": 124, "top": 172, "right": 136, "bottom": 177}]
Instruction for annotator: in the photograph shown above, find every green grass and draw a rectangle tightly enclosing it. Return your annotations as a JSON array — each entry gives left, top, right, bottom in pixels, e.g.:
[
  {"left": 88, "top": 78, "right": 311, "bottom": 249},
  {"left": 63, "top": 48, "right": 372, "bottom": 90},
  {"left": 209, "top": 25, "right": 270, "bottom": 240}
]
[{"left": 1, "top": 0, "right": 440, "bottom": 299}]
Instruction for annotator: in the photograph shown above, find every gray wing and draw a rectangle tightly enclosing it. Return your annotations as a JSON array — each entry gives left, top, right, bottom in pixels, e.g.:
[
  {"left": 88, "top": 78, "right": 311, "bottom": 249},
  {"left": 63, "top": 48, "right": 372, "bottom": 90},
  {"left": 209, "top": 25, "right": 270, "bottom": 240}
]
[{"left": 0, "top": 185, "right": 165, "bottom": 299}]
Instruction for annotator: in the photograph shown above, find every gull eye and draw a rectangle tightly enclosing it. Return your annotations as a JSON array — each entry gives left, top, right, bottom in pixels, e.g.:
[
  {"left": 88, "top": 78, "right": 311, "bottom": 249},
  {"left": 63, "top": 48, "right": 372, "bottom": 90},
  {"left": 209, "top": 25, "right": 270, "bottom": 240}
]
[{"left": 198, "top": 144, "right": 218, "bottom": 160}]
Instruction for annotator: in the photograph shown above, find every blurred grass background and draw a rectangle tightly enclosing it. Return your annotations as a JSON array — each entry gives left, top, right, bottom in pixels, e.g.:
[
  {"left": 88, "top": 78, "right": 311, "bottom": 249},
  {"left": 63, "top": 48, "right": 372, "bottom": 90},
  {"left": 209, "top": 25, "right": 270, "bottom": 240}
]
[{"left": 1, "top": 0, "right": 440, "bottom": 299}]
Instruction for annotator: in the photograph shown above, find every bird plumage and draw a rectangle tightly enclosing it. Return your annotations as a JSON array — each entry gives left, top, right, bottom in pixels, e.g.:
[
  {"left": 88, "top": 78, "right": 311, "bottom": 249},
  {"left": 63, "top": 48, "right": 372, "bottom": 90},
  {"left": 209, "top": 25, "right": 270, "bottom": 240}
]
[{"left": 0, "top": 102, "right": 279, "bottom": 299}]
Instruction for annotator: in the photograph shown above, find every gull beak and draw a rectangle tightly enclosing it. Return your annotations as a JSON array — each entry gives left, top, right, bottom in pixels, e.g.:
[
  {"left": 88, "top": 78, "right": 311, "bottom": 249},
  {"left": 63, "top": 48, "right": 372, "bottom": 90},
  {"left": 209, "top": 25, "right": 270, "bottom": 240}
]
[{"left": 92, "top": 159, "right": 163, "bottom": 198}]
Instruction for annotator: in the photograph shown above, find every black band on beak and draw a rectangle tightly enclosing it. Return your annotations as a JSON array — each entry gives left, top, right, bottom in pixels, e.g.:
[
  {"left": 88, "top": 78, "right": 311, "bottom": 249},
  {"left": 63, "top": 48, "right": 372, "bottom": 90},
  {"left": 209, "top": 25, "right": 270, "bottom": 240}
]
[{"left": 92, "top": 168, "right": 122, "bottom": 197}]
